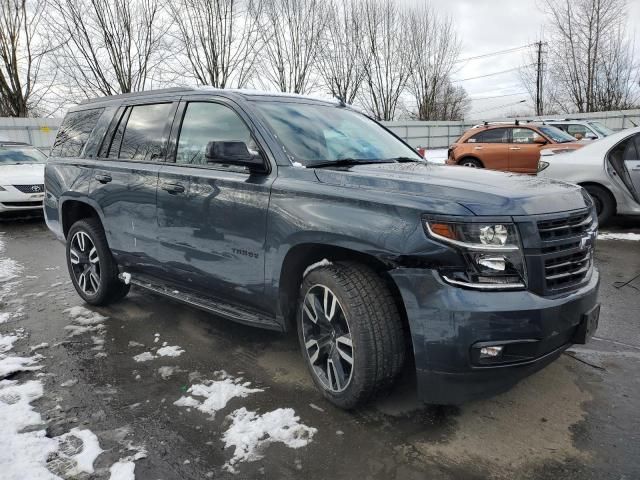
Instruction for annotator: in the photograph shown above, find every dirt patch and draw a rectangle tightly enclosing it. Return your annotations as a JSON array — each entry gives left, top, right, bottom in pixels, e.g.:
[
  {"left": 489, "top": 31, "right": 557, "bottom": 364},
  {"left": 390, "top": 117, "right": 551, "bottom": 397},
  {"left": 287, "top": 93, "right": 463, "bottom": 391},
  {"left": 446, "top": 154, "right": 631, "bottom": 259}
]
[
  {"left": 256, "top": 348, "right": 314, "bottom": 389},
  {"left": 413, "top": 358, "right": 592, "bottom": 478}
]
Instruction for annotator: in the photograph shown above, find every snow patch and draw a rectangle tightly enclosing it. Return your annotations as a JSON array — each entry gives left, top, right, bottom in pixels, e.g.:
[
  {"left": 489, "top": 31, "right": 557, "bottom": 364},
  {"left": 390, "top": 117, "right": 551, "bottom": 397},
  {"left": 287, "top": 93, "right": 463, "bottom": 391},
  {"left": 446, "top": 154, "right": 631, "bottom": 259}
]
[
  {"left": 56, "top": 428, "right": 104, "bottom": 474},
  {"left": 109, "top": 460, "right": 135, "bottom": 480},
  {"left": 157, "top": 345, "right": 184, "bottom": 358},
  {"left": 222, "top": 407, "right": 317, "bottom": 471},
  {"left": 303, "top": 259, "right": 332, "bottom": 277},
  {"left": 30, "top": 343, "right": 49, "bottom": 352},
  {"left": 158, "top": 366, "right": 180, "bottom": 379},
  {"left": 121, "top": 272, "right": 131, "bottom": 285},
  {"left": 0, "top": 257, "right": 21, "bottom": 283},
  {"left": 174, "top": 371, "right": 263, "bottom": 418},
  {"left": 598, "top": 232, "right": 640, "bottom": 241},
  {"left": 133, "top": 351, "right": 156, "bottom": 363},
  {"left": 0, "top": 353, "right": 42, "bottom": 379},
  {"left": 64, "top": 306, "right": 108, "bottom": 325}
]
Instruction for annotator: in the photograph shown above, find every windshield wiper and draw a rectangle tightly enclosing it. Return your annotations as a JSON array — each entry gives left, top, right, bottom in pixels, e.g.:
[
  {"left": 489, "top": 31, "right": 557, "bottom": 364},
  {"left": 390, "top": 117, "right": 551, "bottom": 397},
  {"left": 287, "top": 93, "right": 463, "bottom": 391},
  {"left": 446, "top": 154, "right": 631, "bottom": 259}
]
[
  {"left": 307, "top": 158, "right": 394, "bottom": 168},
  {"left": 385, "top": 156, "right": 422, "bottom": 163}
]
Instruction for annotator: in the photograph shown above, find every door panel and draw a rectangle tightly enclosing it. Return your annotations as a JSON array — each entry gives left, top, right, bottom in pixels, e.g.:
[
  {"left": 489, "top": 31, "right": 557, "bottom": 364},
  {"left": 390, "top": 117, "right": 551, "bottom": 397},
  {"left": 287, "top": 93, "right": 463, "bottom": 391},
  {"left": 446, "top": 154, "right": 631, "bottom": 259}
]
[
  {"left": 90, "top": 162, "right": 159, "bottom": 269},
  {"left": 607, "top": 134, "right": 640, "bottom": 203},
  {"left": 156, "top": 165, "right": 273, "bottom": 309},
  {"left": 156, "top": 99, "right": 275, "bottom": 310},
  {"left": 466, "top": 128, "right": 510, "bottom": 170},
  {"left": 508, "top": 128, "right": 544, "bottom": 173}
]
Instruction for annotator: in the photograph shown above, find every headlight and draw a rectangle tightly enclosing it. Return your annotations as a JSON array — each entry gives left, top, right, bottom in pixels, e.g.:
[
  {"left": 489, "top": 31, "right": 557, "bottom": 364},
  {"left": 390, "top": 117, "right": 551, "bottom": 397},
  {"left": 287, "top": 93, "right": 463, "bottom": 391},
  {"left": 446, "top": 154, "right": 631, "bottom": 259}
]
[{"left": 424, "top": 219, "right": 527, "bottom": 290}]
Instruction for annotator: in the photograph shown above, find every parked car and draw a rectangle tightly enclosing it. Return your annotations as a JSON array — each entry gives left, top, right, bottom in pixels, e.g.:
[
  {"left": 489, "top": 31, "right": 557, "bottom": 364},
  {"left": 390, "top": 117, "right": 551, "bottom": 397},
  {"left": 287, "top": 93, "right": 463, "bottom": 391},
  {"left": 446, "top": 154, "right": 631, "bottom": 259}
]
[
  {"left": 446, "top": 121, "right": 584, "bottom": 173},
  {"left": 0, "top": 141, "right": 47, "bottom": 214},
  {"left": 544, "top": 119, "right": 614, "bottom": 141},
  {"left": 538, "top": 126, "right": 640, "bottom": 224},
  {"left": 45, "top": 88, "right": 600, "bottom": 408}
]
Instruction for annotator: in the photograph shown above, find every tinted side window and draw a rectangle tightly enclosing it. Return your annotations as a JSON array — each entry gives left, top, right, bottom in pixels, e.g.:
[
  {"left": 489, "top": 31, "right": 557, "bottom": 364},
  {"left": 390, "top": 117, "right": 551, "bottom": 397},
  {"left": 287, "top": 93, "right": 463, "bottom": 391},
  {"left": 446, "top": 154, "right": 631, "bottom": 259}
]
[
  {"left": 623, "top": 136, "right": 639, "bottom": 161},
  {"left": 119, "top": 103, "right": 172, "bottom": 161},
  {"left": 176, "top": 102, "right": 254, "bottom": 165},
  {"left": 469, "top": 128, "right": 509, "bottom": 143},
  {"left": 51, "top": 108, "right": 104, "bottom": 157}
]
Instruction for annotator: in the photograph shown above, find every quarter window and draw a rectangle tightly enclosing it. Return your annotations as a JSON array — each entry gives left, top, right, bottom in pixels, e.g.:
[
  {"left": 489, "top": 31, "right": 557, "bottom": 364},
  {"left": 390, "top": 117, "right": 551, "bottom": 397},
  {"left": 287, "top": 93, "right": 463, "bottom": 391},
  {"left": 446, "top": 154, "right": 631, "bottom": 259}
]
[
  {"left": 468, "top": 128, "right": 510, "bottom": 143},
  {"left": 51, "top": 108, "right": 104, "bottom": 158},
  {"left": 117, "top": 103, "right": 173, "bottom": 161},
  {"left": 176, "top": 102, "right": 255, "bottom": 165}
]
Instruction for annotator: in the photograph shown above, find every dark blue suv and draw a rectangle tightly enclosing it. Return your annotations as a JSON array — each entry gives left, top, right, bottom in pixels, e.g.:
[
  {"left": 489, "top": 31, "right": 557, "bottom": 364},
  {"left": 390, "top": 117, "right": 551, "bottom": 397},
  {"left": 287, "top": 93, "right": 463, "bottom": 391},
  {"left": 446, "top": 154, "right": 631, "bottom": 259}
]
[{"left": 44, "top": 88, "right": 600, "bottom": 408}]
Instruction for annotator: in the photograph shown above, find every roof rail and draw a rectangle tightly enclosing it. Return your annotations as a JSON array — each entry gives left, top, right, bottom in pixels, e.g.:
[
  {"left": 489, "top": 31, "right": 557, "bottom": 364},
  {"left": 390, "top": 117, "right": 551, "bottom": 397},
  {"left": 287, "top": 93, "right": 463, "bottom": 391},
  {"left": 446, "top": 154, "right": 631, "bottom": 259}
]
[{"left": 79, "top": 87, "right": 193, "bottom": 105}]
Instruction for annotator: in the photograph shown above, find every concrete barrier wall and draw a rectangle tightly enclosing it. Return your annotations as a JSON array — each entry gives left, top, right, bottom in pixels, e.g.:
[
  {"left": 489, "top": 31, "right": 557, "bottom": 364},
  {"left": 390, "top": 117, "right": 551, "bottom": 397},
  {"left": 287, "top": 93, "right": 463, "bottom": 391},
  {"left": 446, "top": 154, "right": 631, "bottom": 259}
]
[{"left": 0, "top": 117, "right": 62, "bottom": 152}]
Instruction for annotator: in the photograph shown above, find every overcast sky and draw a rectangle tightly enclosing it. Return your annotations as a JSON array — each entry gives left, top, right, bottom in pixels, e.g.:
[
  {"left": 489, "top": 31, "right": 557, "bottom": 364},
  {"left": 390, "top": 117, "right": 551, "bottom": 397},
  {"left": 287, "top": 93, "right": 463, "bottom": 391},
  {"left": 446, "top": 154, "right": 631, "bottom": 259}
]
[{"left": 416, "top": 0, "right": 640, "bottom": 120}]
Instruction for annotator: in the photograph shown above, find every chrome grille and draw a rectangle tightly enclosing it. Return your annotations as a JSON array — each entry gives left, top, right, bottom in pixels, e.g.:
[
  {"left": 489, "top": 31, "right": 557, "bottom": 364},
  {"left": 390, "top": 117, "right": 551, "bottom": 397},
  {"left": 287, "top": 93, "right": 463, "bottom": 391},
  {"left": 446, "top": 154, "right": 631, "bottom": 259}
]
[
  {"left": 13, "top": 184, "right": 44, "bottom": 194},
  {"left": 536, "top": 208, "right": 596, "bottom": 294}
]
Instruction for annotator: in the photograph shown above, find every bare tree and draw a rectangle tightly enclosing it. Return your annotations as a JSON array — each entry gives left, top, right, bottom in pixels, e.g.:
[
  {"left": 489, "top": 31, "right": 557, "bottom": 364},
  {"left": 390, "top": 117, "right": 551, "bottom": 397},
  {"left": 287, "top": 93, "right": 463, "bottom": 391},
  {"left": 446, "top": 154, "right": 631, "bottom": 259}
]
[
  {"left": 541, "top": 0, "right": 631, "bottom": 112},
  {"left": 45, "top": 0, "right": 170, "bottom": 99},
  {"left": 405, "top": 5, "right": 461, "bottom": 120},
  {"left": 169, "top": 0, "right": 262, "bottom": 89},
  {"left": 255, "top": 0, "right": 328, "bottom": 94},
  {"left": 360, "top": 0, "right": 412, "bottom": 121},
  {"left": 317, "top": 0, "right": 367, "bottom": 104},
  {"left": 0, "top": 0, "right": 49, "bottom": 116}
]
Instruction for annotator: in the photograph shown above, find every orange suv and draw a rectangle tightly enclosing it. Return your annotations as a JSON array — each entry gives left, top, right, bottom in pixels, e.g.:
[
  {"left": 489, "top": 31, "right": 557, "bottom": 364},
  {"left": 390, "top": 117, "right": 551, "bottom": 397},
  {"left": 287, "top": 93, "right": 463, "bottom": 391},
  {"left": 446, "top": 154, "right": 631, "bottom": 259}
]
[{"left": 446, "top": 122, "right": 584, "bottom": 173}]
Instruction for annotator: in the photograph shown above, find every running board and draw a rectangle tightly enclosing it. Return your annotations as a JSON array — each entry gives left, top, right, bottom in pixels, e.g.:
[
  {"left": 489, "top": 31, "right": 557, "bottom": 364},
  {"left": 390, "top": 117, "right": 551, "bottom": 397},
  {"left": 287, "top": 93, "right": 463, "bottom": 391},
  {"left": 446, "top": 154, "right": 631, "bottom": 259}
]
[{"left": 119, "top": 272, "right": 282, "bottom": 331}]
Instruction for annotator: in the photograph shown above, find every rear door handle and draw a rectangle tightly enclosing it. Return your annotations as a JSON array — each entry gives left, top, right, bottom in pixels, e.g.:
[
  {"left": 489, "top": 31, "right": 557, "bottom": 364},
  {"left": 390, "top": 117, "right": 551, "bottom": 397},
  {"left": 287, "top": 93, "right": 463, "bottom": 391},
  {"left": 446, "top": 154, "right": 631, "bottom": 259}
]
[
  {"left": 94, "top": 173, "right": 112, "bottom": 183},
  {"left": 162, "top": 183, "right": 186, "bottom": 194}
]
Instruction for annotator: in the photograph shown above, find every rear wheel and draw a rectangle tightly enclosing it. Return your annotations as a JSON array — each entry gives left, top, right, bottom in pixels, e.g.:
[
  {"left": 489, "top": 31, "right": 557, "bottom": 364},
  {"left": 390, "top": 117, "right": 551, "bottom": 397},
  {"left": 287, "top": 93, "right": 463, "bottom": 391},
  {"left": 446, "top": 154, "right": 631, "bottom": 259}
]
[
  {"left": 459, "top": 158, "right": 483, "bottom": 168},
  {"left": 583, "top": 184, "right": 615, "bottom": 225},
  {"left": 297, "top": 262, "right": 405, "bottom": 409},
  {"left": 66, "top": 219, "right": 129, "bottom": 305}
]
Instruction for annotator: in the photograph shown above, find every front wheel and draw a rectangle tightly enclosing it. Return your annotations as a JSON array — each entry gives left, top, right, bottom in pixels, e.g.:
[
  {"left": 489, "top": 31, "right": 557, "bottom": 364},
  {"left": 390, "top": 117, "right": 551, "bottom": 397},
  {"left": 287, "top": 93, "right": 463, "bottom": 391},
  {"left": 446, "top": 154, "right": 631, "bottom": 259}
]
[
  {"left": 583, "top": 184, "right": 614, "bottom": 225},
  {"left": 459, "top": 158, "right": 483, "bottom": 168},
  {"left": 66, "top": 219, "right": 130, "bottom": 305},
  {"left": 297, "top": 262, "right": 405, "bottom": 409}
]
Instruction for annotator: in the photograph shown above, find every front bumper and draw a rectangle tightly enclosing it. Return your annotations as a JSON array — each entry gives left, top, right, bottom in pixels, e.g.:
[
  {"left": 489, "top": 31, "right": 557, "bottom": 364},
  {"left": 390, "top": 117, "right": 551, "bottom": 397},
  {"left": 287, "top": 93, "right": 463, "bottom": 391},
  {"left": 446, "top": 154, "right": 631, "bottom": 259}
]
[
  {"left": 390, "top": 268, "right": 600, "bottom": 405},
  {"left": 0, "top": 187, "right": 45, "bottom": 212}
]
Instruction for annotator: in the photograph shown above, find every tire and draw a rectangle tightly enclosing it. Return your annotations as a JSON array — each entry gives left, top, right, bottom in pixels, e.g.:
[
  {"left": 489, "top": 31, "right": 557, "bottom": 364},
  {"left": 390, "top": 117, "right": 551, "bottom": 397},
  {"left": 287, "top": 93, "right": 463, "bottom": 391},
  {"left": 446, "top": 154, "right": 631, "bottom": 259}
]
[
  {"left": 297, "top": 262, "right": 405, "bottom": 409},
  {"left": 66, "top": 218, "right": 130, "bottom": 306},
  {"left": 459, "top": 158, "right": 483, "bottom": 168},
  {"left": 583, "top": 184, "right": 615, "bottom": 225}
]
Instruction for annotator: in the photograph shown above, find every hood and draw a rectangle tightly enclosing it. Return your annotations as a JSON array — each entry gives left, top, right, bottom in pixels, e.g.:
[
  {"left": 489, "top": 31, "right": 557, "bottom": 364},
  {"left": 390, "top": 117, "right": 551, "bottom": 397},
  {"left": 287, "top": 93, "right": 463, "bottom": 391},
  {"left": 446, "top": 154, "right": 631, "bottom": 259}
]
[
  {"left": 0, "top": 163, "right": 45, "bottom": 186},
  {"left": 314, "top": 162, "right": 590, "bottom": 216}
]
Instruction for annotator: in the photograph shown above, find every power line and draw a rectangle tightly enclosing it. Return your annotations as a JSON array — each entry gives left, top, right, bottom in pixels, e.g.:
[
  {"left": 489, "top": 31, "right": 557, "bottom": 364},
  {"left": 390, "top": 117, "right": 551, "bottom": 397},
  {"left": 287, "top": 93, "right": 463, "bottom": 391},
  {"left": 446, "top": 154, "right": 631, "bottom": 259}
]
[
  {"left": 452, "top": 64, "right": 535, "bottom": 83},
  {"left": 469, "top": 91, "right": 529, "bottom": 101},
  {"left": 468, "top": 99, "right": 527, "bottom": 116},
  {"left": 455, "top": 44, "right": 535, "bottom": 64}
]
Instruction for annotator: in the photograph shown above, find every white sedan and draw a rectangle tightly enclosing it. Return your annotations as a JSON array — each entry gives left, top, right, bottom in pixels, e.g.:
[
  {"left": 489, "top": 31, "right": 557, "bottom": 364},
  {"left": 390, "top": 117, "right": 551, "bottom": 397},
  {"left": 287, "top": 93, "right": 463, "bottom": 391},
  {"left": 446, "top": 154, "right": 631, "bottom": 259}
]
[
  {"left": 538, "top": 126, "right": 640, "bottom": 224},
  {"left": 0, "top": 142, "right": 47, "bottom": 213}
]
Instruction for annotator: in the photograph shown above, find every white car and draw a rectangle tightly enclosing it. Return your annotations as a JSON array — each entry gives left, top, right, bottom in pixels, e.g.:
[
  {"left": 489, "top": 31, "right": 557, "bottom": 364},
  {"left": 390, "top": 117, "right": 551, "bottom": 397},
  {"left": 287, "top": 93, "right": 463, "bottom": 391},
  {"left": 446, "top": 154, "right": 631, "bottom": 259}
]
[
  {"left": 538, "top": 126, "right": 640, "bottom": 224},
  {"left": 0, "top": 142, "right": 47, "bottom": 213},
  {"left": 544, "top": 119, "right": 615, "bottom": 141}
]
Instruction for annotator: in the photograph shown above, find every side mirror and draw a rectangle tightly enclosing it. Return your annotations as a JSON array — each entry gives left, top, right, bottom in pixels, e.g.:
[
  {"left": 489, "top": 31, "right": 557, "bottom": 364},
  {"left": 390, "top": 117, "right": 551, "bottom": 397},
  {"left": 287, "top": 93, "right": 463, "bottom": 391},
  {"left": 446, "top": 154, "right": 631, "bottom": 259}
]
[
  {"left": 205, "top": 141, "right": 265, "bottom": 171},
  {"left": 585, "top": 132, "right": 598, "bottom": 140}
]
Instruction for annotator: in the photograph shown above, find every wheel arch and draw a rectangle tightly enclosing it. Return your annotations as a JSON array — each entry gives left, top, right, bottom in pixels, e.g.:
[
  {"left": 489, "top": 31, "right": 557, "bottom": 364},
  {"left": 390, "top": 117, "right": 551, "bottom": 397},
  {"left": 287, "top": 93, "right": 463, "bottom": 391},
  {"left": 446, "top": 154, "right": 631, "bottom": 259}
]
[
  {"left": 578, "top": 181, "right": 617, "bottom": 213},
  {"left": 277, "top": 243, "right": 413, "bottom": 358},
  {"left": 60, "top": 198, "right": 103, "bottom": 239}
]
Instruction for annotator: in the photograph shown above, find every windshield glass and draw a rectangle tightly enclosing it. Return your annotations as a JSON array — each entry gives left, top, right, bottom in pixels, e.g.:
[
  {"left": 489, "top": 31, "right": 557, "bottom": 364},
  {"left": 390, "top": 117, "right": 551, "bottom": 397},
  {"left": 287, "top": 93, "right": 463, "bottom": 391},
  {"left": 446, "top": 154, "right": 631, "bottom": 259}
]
[
  {"left": 255, "top": 102, "right": 421, "bottom": 167},
  {"left": 539, "top": 125, "right": 576, "bottom": 143},
  {"left": 0, "top": 146, "right": 47, "bottom": 165},
  {"left": 588, "top": 121, "right": 614, "bottom": 137}
]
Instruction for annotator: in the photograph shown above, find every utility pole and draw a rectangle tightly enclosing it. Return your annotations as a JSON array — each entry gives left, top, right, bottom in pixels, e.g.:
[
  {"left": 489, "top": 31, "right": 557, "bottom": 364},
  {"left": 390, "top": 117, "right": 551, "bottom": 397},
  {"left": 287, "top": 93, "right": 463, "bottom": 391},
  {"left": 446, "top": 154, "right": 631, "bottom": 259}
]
[{"left": 535, "top": 41, "right": 544, "bottom": 116}]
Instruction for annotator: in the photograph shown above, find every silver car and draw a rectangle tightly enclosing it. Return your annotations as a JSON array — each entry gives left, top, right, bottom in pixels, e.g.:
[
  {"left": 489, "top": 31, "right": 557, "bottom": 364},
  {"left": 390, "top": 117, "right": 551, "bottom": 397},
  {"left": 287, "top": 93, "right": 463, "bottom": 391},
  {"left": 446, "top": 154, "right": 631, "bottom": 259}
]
[{"left": 538, "top": 126, "right": 640, "bottom": 224}]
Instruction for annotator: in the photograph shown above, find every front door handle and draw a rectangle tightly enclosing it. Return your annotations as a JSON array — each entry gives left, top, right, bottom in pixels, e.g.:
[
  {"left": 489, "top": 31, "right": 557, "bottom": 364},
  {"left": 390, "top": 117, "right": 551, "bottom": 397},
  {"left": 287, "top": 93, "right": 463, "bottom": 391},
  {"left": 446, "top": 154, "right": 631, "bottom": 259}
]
[
  {"left": 162, "top": 183, "right": 186, "bottom": 194},
  {"left": 94, "top": 173, "right": 112, "bottom": 183},
  {"left": 509, "top": 147, "right": 521, "bottom": 150}
]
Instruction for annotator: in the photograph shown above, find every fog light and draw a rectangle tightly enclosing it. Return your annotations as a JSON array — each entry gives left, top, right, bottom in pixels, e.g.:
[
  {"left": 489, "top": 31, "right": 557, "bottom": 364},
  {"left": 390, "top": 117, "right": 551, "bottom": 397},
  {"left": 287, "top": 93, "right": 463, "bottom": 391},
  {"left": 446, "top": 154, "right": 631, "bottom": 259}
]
[{"left": 480, "top": 346, "right": 503, "bottom": 358}]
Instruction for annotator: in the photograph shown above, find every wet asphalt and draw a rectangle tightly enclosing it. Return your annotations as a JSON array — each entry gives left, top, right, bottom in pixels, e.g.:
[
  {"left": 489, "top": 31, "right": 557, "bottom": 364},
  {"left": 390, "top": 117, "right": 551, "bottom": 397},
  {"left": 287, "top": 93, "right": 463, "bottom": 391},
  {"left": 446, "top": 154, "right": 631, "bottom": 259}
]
[{"left": 1, "top": 213, "right": 639, "bottom": 480}]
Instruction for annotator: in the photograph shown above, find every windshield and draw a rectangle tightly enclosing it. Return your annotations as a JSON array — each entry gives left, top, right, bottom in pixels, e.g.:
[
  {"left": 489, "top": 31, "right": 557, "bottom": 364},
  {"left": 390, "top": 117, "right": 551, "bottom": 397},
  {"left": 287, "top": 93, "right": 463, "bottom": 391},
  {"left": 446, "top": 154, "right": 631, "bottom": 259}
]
[
  {"left": 0, "top": 145, "right": 47, "bottom": 165},
  {"left": 588, "top": 121, "right": 614, "bottom": 137},
  {"left": 255, "top": 102, "right": 422, "bottom": 167},
  {"left": 538, "top": 125, "right": 576, "bottom": 143}
]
